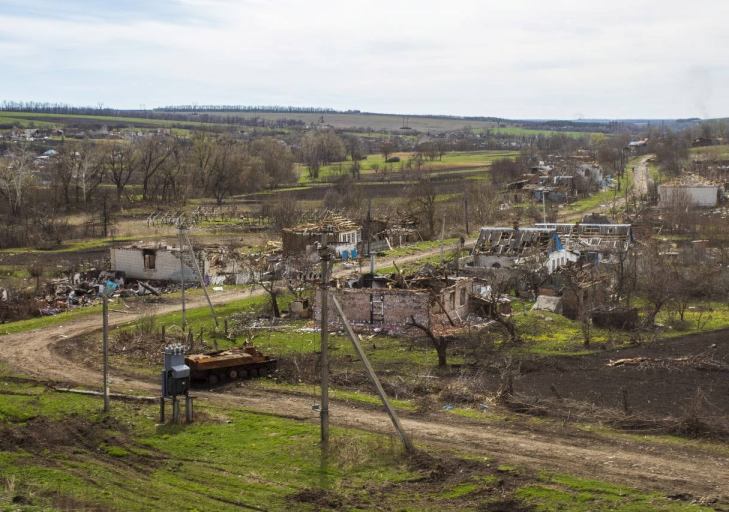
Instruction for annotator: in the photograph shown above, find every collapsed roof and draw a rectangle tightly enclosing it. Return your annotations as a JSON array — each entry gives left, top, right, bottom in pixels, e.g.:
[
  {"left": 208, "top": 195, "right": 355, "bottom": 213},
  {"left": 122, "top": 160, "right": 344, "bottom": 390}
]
[
  {"left": 283, "top": 211, "right": 360, "bottom": 236},
  {"left": 473, "top": 227, "right": 555, "bottom": 257},
  {"left": 474, "top": 223, "right": 632, "bottom": 257}
]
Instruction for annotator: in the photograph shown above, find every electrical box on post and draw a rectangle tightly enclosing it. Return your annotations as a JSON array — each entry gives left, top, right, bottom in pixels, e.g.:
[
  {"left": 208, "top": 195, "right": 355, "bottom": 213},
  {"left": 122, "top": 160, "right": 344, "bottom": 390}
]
[{"left": 161, "top": 344, "right": 190, "bottom": 397}]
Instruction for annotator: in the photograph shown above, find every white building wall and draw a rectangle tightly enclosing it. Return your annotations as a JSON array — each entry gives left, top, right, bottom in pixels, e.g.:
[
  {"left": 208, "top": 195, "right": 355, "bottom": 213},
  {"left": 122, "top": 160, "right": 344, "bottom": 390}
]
[
  {"left": 111, "top": 248, "right": 197, "bottom": 282},
  {"left": 658, "top": 185, "right": 718, "bottom": 208}
]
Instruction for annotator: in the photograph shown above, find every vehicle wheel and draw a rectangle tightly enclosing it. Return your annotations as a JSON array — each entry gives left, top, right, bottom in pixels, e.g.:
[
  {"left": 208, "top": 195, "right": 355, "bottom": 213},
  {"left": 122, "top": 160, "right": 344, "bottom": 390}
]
[
  {"left": 250, "top": 368, "right": 259, "bottom": 377},
  {"left": 208, "top": 374, "right": 219, "bottom": 386},
  {"left": 238, "top": 369, "right": 248, "bottom": 379},
  {"left": 228, "top": 369, "right": 238, "bottom": 380}
]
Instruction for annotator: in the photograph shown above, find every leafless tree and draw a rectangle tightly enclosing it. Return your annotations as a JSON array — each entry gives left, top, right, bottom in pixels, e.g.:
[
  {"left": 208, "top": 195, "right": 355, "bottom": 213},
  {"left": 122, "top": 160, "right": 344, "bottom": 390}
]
[
  {"left": 407, "top": 176, "right": 438, "bottom": 239},
  {"left": 0, "top": 149, "right": 34, "bottom": 216},
  {"left": 380, "top": 140, "right": 396, "bottom": 162},
  {"left": 242, "top": 254, "right": 282, "bottom": 318},
  {"left": 406, "top": 315, "right": 451, "bottom": 367},
  {"left": 135, "top": 135, "right": 174, "bottom": 200},
  {"left": 249, "top": 136, "right": 296, "bottom": 187},
  {"left": 636, "top": 242, "right": 678, "bottom": 327},
  {"left": 106, "top": 143, "right": 136, "bottom": 201}
]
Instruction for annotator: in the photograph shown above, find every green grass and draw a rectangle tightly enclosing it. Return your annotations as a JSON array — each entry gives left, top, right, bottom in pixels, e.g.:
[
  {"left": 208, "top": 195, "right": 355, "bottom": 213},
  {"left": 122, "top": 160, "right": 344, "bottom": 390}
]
[
  {"left": 251, "top": 380, "right": 417, "bottom": 411},
  {"left": 690, "top": 144, "right": 729, "bottom": 160},
  {"left": 0, "top": 236, "right": 136, "bottom": 254},
  {"left": 380, "top": 238, "right": 461, "bottom": 258},
  {"left": 0, "top": 115, "right": 55, "bottom": 128},
  {"left": 488, "top": 126, "right": 598, "bottom": 139},
  {"left": 0, "top": 372, "right": 422, "bottom": 511},
  {"left": 0, "top": 305, "right": 102, "bottom": 336},
  {"left": 509, "top": 298, "right": 729, "bottom": 357},
  {"left": 516, "top": 473, "right": 710, "bottom": 511},
  {"left": 0, "top": 367, "right": 722, "bottom": 510},
  {"left": 0, "top": 111, "right": 232, "bottom": 131},
  {"left": 297, "top": 150, "right": 518, "bottom": 183}
]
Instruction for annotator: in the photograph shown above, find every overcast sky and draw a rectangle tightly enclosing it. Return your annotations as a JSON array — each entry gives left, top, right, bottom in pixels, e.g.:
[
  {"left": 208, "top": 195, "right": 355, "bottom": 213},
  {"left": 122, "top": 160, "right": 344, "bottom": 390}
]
[{"left": 2, "top": 0, "right": 728, "bottom": 119}]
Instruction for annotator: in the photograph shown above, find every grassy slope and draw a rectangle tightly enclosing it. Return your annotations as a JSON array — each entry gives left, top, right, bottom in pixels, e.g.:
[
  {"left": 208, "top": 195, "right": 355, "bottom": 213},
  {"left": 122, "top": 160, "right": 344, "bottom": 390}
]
[
  {"left": 297, "top": 150, "right": 518, "bottom": 183},
  {"left": 690, "top": 144, "right": 729, "bottom": 160},
  {"left": 0, "top": 367, "right": 711, "bottom": 511}
]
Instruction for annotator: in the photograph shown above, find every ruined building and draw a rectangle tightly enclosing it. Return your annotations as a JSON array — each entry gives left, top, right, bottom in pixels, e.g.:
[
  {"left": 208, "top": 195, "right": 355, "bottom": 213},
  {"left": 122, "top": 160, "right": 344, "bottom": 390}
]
[
  {"left": 282, "top": 212, "right": 361, "bottom": 259},
  {"left": 314, "top": 275, "right": 473, "bottom": 334},
  {"left": 110, "top": 243, "right": 207, "bottom": 282}
]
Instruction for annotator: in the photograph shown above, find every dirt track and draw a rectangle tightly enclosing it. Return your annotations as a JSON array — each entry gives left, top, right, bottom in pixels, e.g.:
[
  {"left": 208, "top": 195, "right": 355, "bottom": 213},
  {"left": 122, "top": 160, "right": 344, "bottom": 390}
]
[
  {"left": 1, "top": 249, "right": 729, "bottom": 504},
  {"left": 633, "top": 155, "right": 652, "bottom": 197}
]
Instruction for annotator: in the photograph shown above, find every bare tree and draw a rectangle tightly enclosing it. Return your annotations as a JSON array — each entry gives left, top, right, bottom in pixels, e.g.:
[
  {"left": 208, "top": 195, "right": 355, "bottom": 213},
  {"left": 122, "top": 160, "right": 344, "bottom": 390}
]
[
  {"left": 0, "top": 149, "right": 34, "bottom": 216},
  {"left": 407, "top": 176, "right": 438, "bottom": 239},
  {"left": 249, "top": 137, "right": 296, "bottom": 187},
  {"left": 636, "top": 242, "right": 678, "bottom": 327},
  {"left": 406, "top": 315, "right": 451, "bottom": 367},
  {"left": 106, "top": 143, "right": 136, "bottom": 201},
  {"left": 380, "top": 140, "right": 396, "bottom": 162},
  {"left": 135, "top": 135, "right": 174, "bottom": 200},
  {"left": 243, "top": 254, "right": 282, "bottom": 318}
]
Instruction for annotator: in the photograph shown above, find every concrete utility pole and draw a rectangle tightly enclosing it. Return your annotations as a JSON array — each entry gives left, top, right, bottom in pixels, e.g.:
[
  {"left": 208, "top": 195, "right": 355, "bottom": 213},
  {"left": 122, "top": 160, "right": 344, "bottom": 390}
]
[
  {"left": 463, "top": 196, "right": 470, "bottom": 235},
  {"left": 330, "top": 294, "right": 414, "bottom": 452},
  {"left": 102, "top": 294, "right": 110, "bottom": 413},
  {"left": 182, "top": 230, "right": 217, "bottom": 327},
  {"left": 319, "top": 233, "right": 331, "bottom": 450},
  {"left": 178, "top": 227, "right": 187, "bottom": 330}
]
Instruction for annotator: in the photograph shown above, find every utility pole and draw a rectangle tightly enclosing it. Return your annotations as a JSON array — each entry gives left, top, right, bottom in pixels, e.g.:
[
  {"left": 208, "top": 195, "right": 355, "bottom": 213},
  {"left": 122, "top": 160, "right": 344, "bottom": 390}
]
[
  {"left": 439, "top": 215, "right": 445, "bottom": 266},
  {"left": 319, "top": 233, "right": 331, "bottom": 450},
  {"left": 102, "top": 293, "right": 110, "bottom": 413},
  {"left": 178, "top": 227, "right": 187, "bottom": 330},
  {"left": 330, "top": 294, "right": 414, "bottom": 452},
  {"left": 463, "top": 195, "right": 469, "bottom": 235}
]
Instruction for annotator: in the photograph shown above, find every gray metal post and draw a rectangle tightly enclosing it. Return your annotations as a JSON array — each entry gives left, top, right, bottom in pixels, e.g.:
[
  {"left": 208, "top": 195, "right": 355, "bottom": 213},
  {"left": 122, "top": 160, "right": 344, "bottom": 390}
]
[
  {"left": 186, "top": 394, "right": 193, "bottom": 423},
  {"left": 178, "top": 228, "right": 187, "bottom": 330},
  {"left": 329, "top": 293, "right": 414, "bottom": 452},
  {"left": 319, "top": 233, "right": 330, "bottom": 449},
  {"left": 102, "top": 295, "right": 110, "bottom": 413},
  {"left": 172, "top": 395, "right": 179, "bottom": 424}
]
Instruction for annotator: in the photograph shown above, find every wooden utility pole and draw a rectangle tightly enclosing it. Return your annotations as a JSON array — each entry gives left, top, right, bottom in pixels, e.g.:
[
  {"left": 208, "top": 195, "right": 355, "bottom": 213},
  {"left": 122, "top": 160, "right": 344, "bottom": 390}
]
[
  {"left": 178, "top": 227, "right": 187, "bottom": 330},
  {"left": 330, "top": 294, "right": 414, "bottom": 452},
  {"left": 319, "top": 233, "right": 331, "bottom": 449},
  {"left": 102, "top": 294, "right": 110, "bottom": 413}
]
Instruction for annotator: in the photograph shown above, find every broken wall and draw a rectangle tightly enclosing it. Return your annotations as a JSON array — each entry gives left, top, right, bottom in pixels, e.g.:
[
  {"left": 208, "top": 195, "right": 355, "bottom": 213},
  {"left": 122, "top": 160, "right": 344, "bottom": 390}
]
[
  {"left": 111, "top": 248, "right": 197, "bottom": 282},
  {"left": 313, "top": 288, "right": 431, "bottom": 334}
]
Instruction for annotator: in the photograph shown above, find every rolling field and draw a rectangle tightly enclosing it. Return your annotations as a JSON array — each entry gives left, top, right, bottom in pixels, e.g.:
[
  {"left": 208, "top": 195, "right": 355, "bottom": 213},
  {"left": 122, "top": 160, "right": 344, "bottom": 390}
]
[{"left": 296, "top": 150, "right": 519, "bottom": 183}]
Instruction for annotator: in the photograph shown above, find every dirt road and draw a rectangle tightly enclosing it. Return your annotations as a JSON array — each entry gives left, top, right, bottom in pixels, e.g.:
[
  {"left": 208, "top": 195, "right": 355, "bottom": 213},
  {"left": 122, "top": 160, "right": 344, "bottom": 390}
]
[
  {"left": 2, "top": 242, "right": 729, "bottom": 504},
  {"left": 633, "top": 155, "right": 652, "bottom": 198},
  {"left": 0, "top": 243, "right": 458, "bottom": 385}
]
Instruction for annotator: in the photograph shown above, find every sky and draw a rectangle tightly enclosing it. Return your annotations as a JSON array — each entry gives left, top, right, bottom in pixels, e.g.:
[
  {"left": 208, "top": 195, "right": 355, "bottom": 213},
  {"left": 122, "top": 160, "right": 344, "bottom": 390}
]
[{"left": 1, "top": 0, "right": 728, "bottom": 119}]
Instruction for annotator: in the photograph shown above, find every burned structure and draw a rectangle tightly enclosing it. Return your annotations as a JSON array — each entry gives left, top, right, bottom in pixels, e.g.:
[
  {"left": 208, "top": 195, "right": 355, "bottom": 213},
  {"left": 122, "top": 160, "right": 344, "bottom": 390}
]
[
  {"left": 282, "top": 212, "right": 361, "bottom": 260},
  {"left": 314, "top": 274, "right": 473, "bottom": 334},
  {"left": 657, "top": 174, "right": 721, "bottom": 208},
  {"left": 111, "top": 242, "right": 208, "bottom": 282},
  {"left": 467, "top": 222, "right": 632, "bottom": 274}
]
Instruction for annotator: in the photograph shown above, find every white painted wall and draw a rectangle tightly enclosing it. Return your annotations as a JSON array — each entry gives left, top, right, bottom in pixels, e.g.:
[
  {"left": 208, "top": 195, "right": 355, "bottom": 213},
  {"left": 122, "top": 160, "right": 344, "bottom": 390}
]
[
  {"left": 111, "top": 248, "right": 197, "bottom": 282},
  {"left": 658, "top": 185, "right": 718, "bottom": 208}
]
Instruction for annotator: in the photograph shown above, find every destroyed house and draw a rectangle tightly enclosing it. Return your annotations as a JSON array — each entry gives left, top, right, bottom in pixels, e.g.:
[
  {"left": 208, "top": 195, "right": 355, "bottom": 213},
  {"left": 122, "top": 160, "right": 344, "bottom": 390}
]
[
  {"left": 470, "top": 223, "right": 632, "bottom": 272},
  {"left": 110, "top": 243, "right": 207, "bottom": 282},
  {"left": 471, "top": 227, "right": 556, "bottom": 269},
  {"left": 533, "top": 223, "right": 633, "bottom": 255},
  {"left": 657, "top": 174, "right": 721, "bottom": 208},
  {"left": 314, "top": 276, "right": 472, "bottom": 334},
  {"left": 282, "top": 213, "right": 361, "bottom": 259}
]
